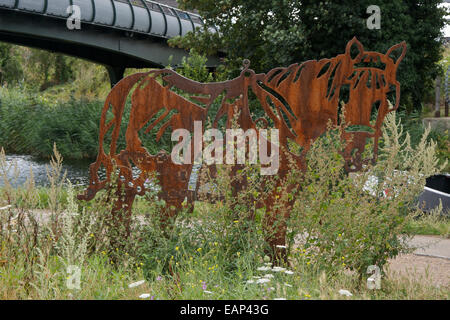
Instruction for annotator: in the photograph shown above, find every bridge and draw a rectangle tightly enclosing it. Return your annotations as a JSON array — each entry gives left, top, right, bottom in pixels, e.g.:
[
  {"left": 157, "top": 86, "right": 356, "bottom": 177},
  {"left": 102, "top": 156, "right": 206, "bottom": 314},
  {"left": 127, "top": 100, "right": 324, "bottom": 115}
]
[{"left": 0, "top": 0, "right": 219, "bottom": 85}]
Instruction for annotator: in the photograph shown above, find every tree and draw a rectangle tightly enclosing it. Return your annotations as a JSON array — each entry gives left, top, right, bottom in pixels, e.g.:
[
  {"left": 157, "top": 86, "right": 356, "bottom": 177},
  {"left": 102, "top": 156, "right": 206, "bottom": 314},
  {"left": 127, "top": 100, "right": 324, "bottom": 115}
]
[
  {"left": 171, "top": 0, "right": 447, "bottom": 112},
  {"left": 0, "top": 42, "right": 23, "bottom": 85}
]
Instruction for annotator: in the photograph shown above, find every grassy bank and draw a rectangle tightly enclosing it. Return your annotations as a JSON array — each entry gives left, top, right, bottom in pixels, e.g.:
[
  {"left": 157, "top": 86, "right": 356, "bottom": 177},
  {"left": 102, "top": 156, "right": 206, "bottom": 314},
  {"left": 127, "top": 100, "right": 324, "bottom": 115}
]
[{"left": 0, "top": 112, "right": 448, "bottom": 300}]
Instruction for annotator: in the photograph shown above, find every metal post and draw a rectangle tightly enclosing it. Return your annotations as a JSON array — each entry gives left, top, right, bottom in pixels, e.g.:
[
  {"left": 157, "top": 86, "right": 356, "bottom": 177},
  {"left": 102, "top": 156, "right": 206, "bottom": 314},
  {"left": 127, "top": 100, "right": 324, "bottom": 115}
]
[
  {"left": 90, "top": 0, "right": 96, "bottom": 22},
  {"left": 106, "top": 66, "right": 125, "bottom": 88},
  {"left": 435, "top": 76, "right": 441, "bottom": 118},
  {"left": 446, "top": 66, "right": 450, "bottom": 117},
  {"left": 140, "top": 0, "right": 152, "bottom": 34}
]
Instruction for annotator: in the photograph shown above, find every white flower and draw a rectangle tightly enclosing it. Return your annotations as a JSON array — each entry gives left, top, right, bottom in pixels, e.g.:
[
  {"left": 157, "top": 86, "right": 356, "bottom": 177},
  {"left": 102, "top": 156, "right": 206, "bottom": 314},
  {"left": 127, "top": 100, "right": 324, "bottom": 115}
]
[
  {"left": 284, "top": 270, "right": 294, "bottom": 275},
  {"left": 263, "top": 274, "right": 274, "bottom": 279},
  {"left": 274, "top": 298, "right": 287, "bottom": 300},
  {"left": 276, "top": 245, "right": 287, "bottom": 249},
  {"left": 257, "top": 266, "right": 271, "bottom": 271},
  {"left": 128, "top": 280, "right": 145, "bottom": 288},
  {"left": 256, "top": 278, "right": 271, "bottom": 284},
  {"left": 246, "top": 280, "right": 255, "bottom": 284},
  {"left": 338, "top": 289, "right": 353, "bottom": 297},
  {"left": 284, "top": 283, "right": 293, "bottom": 287},
  {"left": 204, "top": 290, "right": 213, "bottom": 294},
  {"left": 272, "top": 267, "right": 286, "bottom": 272},
  {"left": 139, "top": 293, "right": 151, "bottom": 299}
]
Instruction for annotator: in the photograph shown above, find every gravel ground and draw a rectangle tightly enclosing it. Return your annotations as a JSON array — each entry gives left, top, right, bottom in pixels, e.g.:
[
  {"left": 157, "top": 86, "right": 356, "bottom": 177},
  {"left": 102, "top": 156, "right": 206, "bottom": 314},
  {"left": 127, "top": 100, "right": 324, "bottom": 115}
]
[{"left": 387, "top": 254, "right": 450, "bottom": 288}]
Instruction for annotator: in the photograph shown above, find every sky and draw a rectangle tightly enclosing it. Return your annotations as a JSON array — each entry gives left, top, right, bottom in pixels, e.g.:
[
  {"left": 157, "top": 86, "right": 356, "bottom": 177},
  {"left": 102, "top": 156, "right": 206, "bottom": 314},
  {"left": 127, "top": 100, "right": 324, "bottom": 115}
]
[{"left": 439, "top": 2, "right": 450, "bottom": 37}]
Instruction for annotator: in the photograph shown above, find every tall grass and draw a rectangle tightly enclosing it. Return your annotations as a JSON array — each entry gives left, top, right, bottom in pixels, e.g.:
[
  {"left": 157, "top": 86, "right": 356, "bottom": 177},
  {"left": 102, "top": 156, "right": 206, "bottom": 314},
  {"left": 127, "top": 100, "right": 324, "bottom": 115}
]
[{"left": 0, "top": 113, "right": 448, "bottom": 300}]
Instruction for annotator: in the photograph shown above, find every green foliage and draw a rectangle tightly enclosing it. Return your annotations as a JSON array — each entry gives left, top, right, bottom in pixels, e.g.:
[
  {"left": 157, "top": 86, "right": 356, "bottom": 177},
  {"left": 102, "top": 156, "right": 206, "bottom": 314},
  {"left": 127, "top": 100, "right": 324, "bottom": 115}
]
[
  {"left": 288, "top": 112, "right": 445, "bottom": 277},
  {"left": 0, "top": 88, "right": 103, "bottom": 159},
  {"left": 173, "top": 0, "right": 447, "bottom": 112},
  {"left": 0, "top": 138, "right": 448, "bottom": 299},
  {"left": 0, "top": 43, "right": 23, "bottom": 86},
  {"left": 396, "top": 110, "right": 449, "bottom": 172}
]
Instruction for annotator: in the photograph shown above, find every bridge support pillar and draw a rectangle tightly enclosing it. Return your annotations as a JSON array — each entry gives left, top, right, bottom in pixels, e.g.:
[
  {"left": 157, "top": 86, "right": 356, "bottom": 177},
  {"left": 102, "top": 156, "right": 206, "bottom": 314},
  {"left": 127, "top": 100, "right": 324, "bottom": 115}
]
[{"left": 106, "top": 66, "right": 126, "bottom": 88}]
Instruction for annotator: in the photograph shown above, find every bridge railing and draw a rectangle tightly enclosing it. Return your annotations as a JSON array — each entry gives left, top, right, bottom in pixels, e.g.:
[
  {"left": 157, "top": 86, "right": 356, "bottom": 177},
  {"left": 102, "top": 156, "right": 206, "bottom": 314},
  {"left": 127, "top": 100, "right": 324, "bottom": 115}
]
[{"left": 0, "top": 0, "right": 216, "bottom": 38}]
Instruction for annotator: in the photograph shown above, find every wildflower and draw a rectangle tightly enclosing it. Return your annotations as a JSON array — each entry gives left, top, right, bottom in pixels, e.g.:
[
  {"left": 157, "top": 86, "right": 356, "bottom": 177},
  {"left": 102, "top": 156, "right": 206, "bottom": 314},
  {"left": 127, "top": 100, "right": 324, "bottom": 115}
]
[
  {"left": 257, "top": 266, "right": 271, "bottom": 271},
  {"left": 284, "top": 283, "right": 292, "bottom": 287},
  {"left": 202, "top": 281, "right": 207, "bottom": 290},
  {"left": 272, "top": 266, "right": 286, "bottom": 272},
  {"left": 246, "top": 280, "right": 255, "bottom": 284},
  {"left": 204, "top": 290, "right": 213, "bottom": 294},
  {"left": 304, "top": 294, "right": 311, "bottom": 298},
  {"left": 233, "top": 220, "right": 239, "bottom": 224},
  {"left": 139, "top": 293, "right": 151, "bottom": 299},
  {"left": 128, "top": 280, "right": 145, "bottom": 288},
  {"left": 284, "top": 270, "right": 294, "bottom": 275},
  {"left": 276, "top": 245, "right": 287, "bottom": 249},
  {"left": 274, "top": 298, "right": 286, "bottom": 300},
  {"left": 156, "top": 276, "right": 162, "bottom": 281},
  {"left": 256, "top": 278, "right": 271, "bottom": 284},
  {"left": 338, "top": 289, "right": 353, "bottom": 297},
  {"left": 197, "top": 248, "right": 202, "bottom": 252},
  {"left": 263, "top": 274, "right": 274, "bottom": 279},
  {"left": 175, "top": 246, "right": 179, "bottom": 251}
]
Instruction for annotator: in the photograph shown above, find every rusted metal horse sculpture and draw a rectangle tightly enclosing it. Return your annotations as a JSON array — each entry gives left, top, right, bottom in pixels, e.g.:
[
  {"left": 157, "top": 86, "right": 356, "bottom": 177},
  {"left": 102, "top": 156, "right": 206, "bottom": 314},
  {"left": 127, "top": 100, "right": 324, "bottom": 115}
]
[{"left": 78, "top": 37, "right": 406, "bottom": 254}]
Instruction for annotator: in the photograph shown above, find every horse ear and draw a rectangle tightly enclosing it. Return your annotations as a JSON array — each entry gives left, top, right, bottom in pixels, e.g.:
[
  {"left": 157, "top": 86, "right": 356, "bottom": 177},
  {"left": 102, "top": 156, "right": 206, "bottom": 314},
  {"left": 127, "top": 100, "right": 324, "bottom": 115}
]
[
  {"left": 345, "top": 37, "right": 364, "bottom": 60},
  {"left": 386, "top": 41, "right": 407, "bottom": 65}
]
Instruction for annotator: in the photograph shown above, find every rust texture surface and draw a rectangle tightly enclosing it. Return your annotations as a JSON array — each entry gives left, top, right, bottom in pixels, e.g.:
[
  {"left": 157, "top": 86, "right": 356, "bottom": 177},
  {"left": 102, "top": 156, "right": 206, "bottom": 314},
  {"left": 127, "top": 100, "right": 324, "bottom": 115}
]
[{"left": 78, "top": 38, "right": 407, "bottom": 251}]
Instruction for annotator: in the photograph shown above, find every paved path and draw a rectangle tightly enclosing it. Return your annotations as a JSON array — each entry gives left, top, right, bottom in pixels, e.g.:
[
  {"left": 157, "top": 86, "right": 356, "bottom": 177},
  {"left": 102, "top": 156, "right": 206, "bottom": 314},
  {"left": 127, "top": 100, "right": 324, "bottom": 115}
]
[
  {"left": 387, "top": 235, "right": 450, "bottom": 288},
  {"left": 409, "top": 235, "right": 450, "bottom": 260}
]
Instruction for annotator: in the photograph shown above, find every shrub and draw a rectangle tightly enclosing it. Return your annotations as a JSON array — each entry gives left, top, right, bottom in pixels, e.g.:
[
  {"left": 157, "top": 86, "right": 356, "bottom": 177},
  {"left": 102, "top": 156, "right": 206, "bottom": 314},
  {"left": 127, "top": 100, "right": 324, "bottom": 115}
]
[{"left": 286, "top": 112, "right": 446, "bottom": 277}]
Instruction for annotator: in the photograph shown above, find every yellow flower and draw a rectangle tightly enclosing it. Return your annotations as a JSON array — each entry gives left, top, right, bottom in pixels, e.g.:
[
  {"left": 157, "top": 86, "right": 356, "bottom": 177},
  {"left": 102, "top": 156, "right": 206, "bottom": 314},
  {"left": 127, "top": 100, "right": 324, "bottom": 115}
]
[
  {"left": 175, "top": 246, "right": 179, "bottom": 251},
  {"left": 197, "top": 248, "right": 202, "bottom": 252}
]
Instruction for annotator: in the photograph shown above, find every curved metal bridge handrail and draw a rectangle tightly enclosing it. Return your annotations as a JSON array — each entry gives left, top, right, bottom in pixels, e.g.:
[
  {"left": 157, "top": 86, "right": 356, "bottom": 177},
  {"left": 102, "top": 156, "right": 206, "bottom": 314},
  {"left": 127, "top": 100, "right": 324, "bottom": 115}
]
[{"left": 0, "top": 0, "right": 211, "bottom": 39}]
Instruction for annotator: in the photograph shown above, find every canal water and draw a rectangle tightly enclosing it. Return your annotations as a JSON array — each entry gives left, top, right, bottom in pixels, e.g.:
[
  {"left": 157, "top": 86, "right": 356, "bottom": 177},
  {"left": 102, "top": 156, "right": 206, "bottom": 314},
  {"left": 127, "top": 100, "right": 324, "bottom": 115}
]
[
  {"left": 0, "top": 154, "right": 93, "bottom": 187},
  {"left": 0, "top": 154, "right": 201, "bottom": 190}
]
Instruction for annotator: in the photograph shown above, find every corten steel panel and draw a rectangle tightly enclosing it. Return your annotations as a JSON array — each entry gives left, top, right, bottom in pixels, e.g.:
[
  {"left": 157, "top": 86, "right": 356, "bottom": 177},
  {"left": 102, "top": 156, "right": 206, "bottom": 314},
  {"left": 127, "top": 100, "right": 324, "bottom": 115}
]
[
  {"left": 0, "top": 0, "right": 15, "bottom": 8},
  {"left": 165, "top": 14, "right": 180, "bottom": 37},
  {"left": 17, "top": 0, "right": 45, "bottom": 13},
  {"left": 148, "top": 9, "right": 165, "bottom": 35},
  {"left": 47, "top": 0, "right": 71, "bottom": 17},
  {"left": 113, "top": 1, "right": 133, "bottom": 29},
  {"left": 78, "top": 38, "right": 407, "bottom": 256},
  {"left": 132, "top": 5, "right": 151, "bottom": 33},
  {"left": 73, "top": 0, "right": 95, "bottom": 21},
  {"left": 93, "top": 0, "right": 114, "bottom": 25}
]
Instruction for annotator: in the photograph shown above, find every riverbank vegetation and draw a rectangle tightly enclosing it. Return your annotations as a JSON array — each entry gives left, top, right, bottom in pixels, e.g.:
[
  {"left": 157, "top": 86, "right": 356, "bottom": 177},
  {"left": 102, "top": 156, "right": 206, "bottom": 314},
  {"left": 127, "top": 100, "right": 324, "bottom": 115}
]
[{"left": 0, "top": 113, "right": 448, "bottom": 299}]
